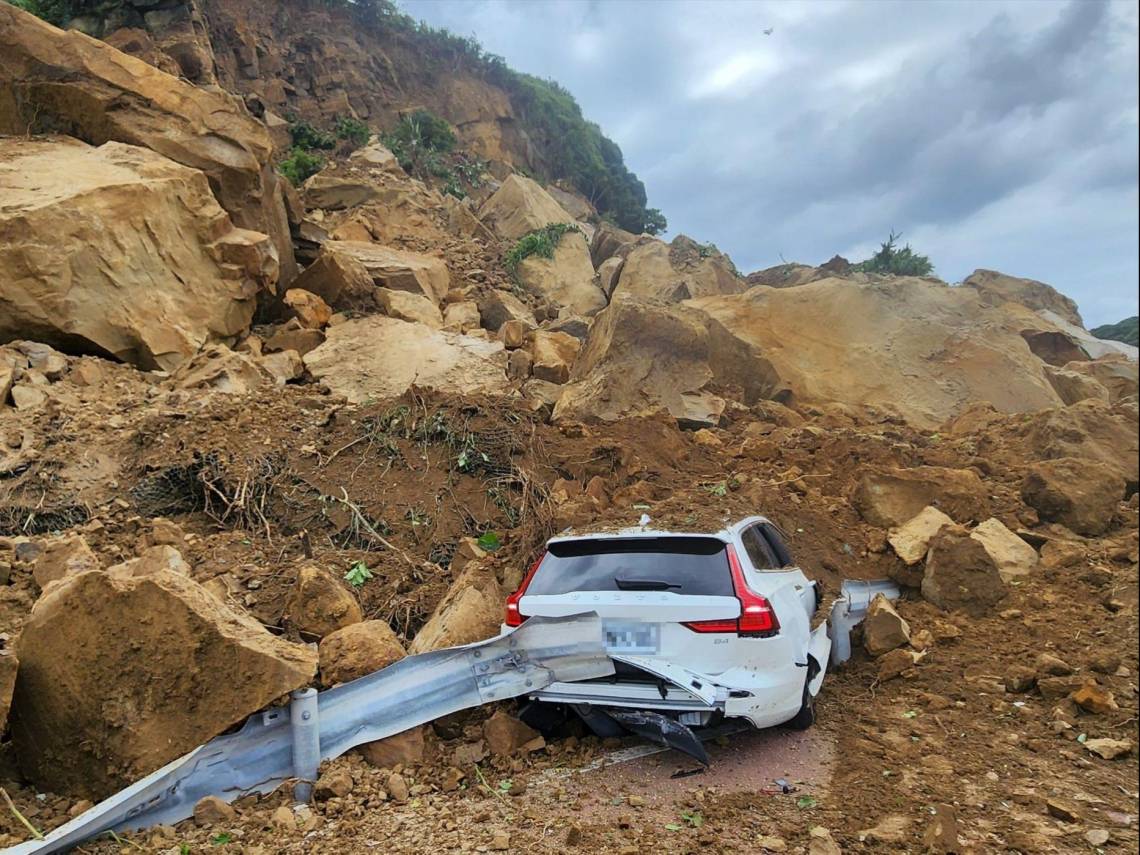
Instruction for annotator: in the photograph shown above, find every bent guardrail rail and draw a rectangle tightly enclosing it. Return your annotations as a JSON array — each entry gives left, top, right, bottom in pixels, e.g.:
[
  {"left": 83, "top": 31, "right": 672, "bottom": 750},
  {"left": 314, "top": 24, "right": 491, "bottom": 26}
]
[
  {"left": 5, "top": 613, "right": 613, "bottom": 855},
  {"left": 827, "top": 578, "right": 900, "bottom": 666}
]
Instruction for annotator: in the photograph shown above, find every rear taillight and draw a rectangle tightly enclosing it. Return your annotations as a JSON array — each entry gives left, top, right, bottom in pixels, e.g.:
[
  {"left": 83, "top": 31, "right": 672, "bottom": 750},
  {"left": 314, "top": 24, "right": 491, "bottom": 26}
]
[
  {"left": 684, "top": 545, "right": 780, "bottom": 637},
  {"left": 504, "top": 550, "right": 546, "bottom": 627}
]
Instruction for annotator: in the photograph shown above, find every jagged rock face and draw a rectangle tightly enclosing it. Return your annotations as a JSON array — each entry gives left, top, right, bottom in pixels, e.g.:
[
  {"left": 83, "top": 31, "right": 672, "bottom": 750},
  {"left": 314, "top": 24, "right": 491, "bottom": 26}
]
[
  {"left": 303, "top": 316, "right": 508, "bottom": 403},
  {"left": 963, "top": 269, "right": 1083, "bottom": 327},
  {"left": 478, "top": 175, "right": 577, "bottom": 241},
  {"left": 516, "top": 232, "right": 607, "bottom": 317},
  {"left": 323, "top": 241, "right": 450, "bottom": 304},
  {"left": 614, "top": 235, "right": 745, "bottom": 304},
  {"left": 689, "top": 277, "right": 1067, "bottom": 428},
  {"left": 0, "top": 138, "right": 277, "bottom": 370},
  {"left": 0, "top": 3, "right": 296, "bottom": 285},
  {"left": 11, "top": 569, "right": 316, "bottom": 799}
]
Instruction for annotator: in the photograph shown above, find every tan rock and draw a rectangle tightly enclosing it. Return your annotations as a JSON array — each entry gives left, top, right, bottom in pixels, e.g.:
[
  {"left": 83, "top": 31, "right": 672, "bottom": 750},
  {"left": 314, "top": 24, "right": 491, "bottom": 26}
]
[
  {"left": 284, "top": 565, "right": 363, "bottom": 639},
  {"left": 500, "top": 319, "right": 531, "bottom": 349},
  {"left": 265, "top": 327, "right": 326, "bottom": 357},
  {"left": 0, "top": 138, "right": 276, "bottom": 371},
  {"left": 523, "top": 379, "right": 564, "bottom": 411},
  {"left": 969, "top": 518, "right": 1039, "bottom": 581},
  {"left": 1071, "top": 682, "right": 1118, "bottom": 715},
  {"left": 291, "top": 244, "right": 375, "bottom": 307},
  {"left": 302, "top": 172, "right": 380, "bottom": 211},
  {"left": 259, "top": 349, "right": 304, "bottom": 385},
  {"left": 922, "top": 528, "right": 1007, "bottom": 616},
  {"left": 1021, "top": 457, "right": 1125, "bottom": 536},
  {"left": 483, "top": 709, "right": 543, "bottom": 757},
  {"left": 376, "top": 288, "right": 444, "bottom": 329},
  {"left": 271, "top": 805, "right": 297, "bottom": 831},
  {"left": 530, "top": 330, "right": 581, "bottom": 384},
  {"left": 962, "top": 268, "right": 1083, "bottom": 327},
  {"left": 408, "top": 562, "right": 503, "bottom": 653},
  {"left": 318, "top": 620, "right": 406, "bottom": 686},
  {"left": 32, "top": 534, "right": 100, "bottom": 588},
  {"left": 507, "top": 349, "right": 534, "bottom": 381},
  {"left": 193, "top": 795, "right": 236, "bottom": 826},
  {"left": 11, "top": 569, "right": 317, "bottom": 799},
  {"left": 13, "top": 341, "right": 67, "bottom": 379},
  {"left": 1035, "top": 653, "right": 1073, "bottom": 677},
  {"left": 862, "top": 594, "right": 911, "bottom": 656},
  {"left": 517, "top": 231, "right": 607, "bottom": 316},
  {"left": 357, "top": 726, "right": 425, "bottom": 769},
  {"left": 851, "top": 466, "right": 989, "bottom": 528},
  {"left": 807, "top": 825, "right": 842, "bottom": 855},
  {"left": 106, "top": 545, "right": 191, "bottom": 579},
  {"left": 478, "top": 174, "right": 575, "bottom": 240},
  {"left": 9, "top": 385, "right": 46, "bottom": 411},
  {"left": 313, "top": 767, "right": 354, "bottom": 800},
  {"left": 615, "top": 235, "right": 744, "bottom": 303},
  {"left": 168, "top": 344, "right": 267, "bottom": 394},
  {"left": 1084, "top": 738, "right": 1134, "bottom": 760},
  {"left": 888, "top": 506, "right": 955, "bottom": 565},
  {"left": 443, "top": 301, "right": 481, "bottom": 333},
  {"left": 304, "top": 316, "right": 507, "bottom": 404},
  {"left": 877, "top": 647, "right": 920, "bottom": 681},
  {"left": 1043, "top": 364, "right": 1110, "bottom": 406},
  {"left": 597, "top": 256, "right": 624, "bottom": 298},
  {"left": 349, "top": 140, "right": 402, "bottom": 173},
  {"left": 323, "top": 241, "right": 449, "bottom": 303},
  {"left": 478, "top": 290, "right": 538, "bottom": 332},
  {"left": 284, "top": 289, "right": 332, "bottom": 329},
  {"left": 387, "top": 771, "right": 409, "bottom": 803}
]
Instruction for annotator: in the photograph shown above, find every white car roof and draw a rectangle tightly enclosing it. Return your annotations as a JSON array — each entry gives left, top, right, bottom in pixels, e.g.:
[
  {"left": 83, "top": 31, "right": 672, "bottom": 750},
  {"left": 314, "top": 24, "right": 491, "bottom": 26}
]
[{"left": 546, "top": 515, "right": 775, "bottom": 546}]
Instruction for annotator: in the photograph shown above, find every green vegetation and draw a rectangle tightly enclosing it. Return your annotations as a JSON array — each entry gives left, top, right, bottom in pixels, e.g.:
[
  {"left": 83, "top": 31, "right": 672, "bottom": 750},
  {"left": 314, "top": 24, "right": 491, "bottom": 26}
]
[
  {"left": 277, "top": 147, "right": 324, "bottom": 186},
  {"left": 6, "top": 0, "right": 78, "bottom": 27},
  {"left": 343, "top": 560, "right": 375, "bottom": 588},
  {"left": 381, "top": 109, "right": 456, "bottom": 172},
  {"left": 1091, "top": 315, "right": 1139, "bottom": 347},
  {"left": 504, "top": 223, "right": 581, "bottom": 276},
  {"left": 334, "top": 115, "right": 371, "bottom": 148},
  {"left": 289, "top": 119, "right": 335, "bottom": 151},
  {"left": 311, "top": 0, "right": 665, "bottom": 233},
  {"left": 852, "top": 232, "right": 934, "bottom": 277},
  {"left": 476, "top": 531, "right": 502, "bottom": 552}
]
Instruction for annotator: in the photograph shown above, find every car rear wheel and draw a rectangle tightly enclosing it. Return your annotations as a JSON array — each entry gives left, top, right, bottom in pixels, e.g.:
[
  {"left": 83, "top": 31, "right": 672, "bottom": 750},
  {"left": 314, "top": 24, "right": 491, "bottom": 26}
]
[{"left": 785, "top": 681, "right": 816, "bottom": 730}]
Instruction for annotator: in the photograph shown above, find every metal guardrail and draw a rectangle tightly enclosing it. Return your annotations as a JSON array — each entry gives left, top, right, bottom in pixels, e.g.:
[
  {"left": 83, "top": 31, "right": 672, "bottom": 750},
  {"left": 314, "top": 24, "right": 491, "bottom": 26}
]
[
  {"left": 827, "top": 579, "right": 900, "bottom": 665},
  {"left": 5, "top": 613, "right": 613, "bottom": 855}
]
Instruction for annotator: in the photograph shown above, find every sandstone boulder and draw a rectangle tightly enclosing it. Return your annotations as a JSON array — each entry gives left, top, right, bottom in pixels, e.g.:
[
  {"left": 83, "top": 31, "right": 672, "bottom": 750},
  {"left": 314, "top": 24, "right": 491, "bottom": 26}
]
[
  {"left": 11, "top": 569, "right": 316, "bottom": 798},
  {"left": 597, "top": 257, "right": 624, "bottom": 298},
  {"left": 962, "top": 269, "right": 1083, "bottom": 327},
  {"left": 283, "top": 565, "right": 363, "bottom": 639},
  {"left": 589, "top": 221, "right": 641, "bottom": 267},
  {"left": 478, "top": 291, "right": 538, "bottom": 332},
  {"left": 408, "top": 562, "right": 503, "bottom": 654},
  {"left": 529, "top": 330, "right": 581, "bottom": 384},
  {"left": 323, "top": 241, "right": 449, "bottom": 303},
  {"left": 1019, "top": 399, "right": 1138, "bottom": 484},
  {"left": 168, "top": 345, "right": 268, "bottom": 394},
  {"left": 302, "top": 172, "right": 381, "bottom": 211},
  {"left": 888, "top": 506, "right": 956, "bottom": 565},
  {"left": 0, "top": 138, "right": 276, "bottom": 370},
  {"left": 852, "top": 466, "right": 990, "bottom": 528},
  {"left": 516, "top": 231, "right": 607, "bottom": 317},
  {"left": 259, "top": 349, "right": 304, "bottom": 384},
  {"left": 284, "top": 289, "right": 332, "bottom": 329},
  {"left": 443, "top": 301, "right": 481, "bottom": 333},
  {"left": 32, "top": 534, "right": 101, "bottom": 588},
  {"left": 1043, "top": 364, "right": 1110, "bottom": 406},
  {"left": 106, "top": 545, "right": 191, "bottom": 579},
  {"left": 1064, "top": 357, "right": 1139, "bottom": 404},
  {"left": 318, "top": 620, "right": 406, "bottom": 687},
  {"left": 291, "top": 244, "right": 375, "bottom": 307},
  {"left": 304, "top": 317, "right": 508, "bottom": 404},
  {"left": 265, "top": 326, "right": 326, "bottom": 357},
  {"left": 615, "top": 235, "right": 744, "bottom": 303},
  {"left": 1021, "top": 458, "right": 1125, "bottom": 536},
  {"left": 376, "top": 288, "right": 445, "bottom": 329},
  {"left": 483, "top": 709, "right": 543, "bottom": 757},
  {"left": 922, "top": 528, "right": 1007, "bottom": 616},
  {"left": 0, "top": 4, "right": 295, "bottom": 284},
  {"left": 477, "top": 175, "right": 575, "bottom": 240},
  {"left": 969, "top": 518, "right": 1038, "bottom": 582},
  {"left": 862, "top": 594, "right": 911, "bottom": 656}
]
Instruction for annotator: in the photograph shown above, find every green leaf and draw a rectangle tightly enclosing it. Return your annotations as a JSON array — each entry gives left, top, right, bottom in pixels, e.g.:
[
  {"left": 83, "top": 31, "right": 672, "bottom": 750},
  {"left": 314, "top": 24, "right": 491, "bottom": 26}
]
[
  {"left": 796, "top": 795, "right": 819, "bottom": 809},
  {"left": 902, "top": 710, "right": 918, "bottom": 719},
  {"left": 344, "top": 560, "right": 374, "bottom": 588},
  {"left": 477, "top": 531, "right": 502, "bottom": 552},
  {"left": 665, "top": 823, "right": 682, "bottom": 831},
  {"left": 211, "top": 833, "right": 233, "bottom": 845}
]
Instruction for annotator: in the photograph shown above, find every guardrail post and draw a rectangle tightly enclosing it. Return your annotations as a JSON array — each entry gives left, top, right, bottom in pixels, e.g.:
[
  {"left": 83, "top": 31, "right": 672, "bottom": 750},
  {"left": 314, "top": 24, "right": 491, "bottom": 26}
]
[{"left": 290, "top": 688, "right": 320, "bottom": 803}]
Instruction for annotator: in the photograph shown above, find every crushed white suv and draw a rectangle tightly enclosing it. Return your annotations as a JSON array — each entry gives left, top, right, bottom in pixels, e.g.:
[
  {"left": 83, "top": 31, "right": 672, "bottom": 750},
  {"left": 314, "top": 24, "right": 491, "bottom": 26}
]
[{"left": 503, "top": 516, "right": 833, "bottom": 762}]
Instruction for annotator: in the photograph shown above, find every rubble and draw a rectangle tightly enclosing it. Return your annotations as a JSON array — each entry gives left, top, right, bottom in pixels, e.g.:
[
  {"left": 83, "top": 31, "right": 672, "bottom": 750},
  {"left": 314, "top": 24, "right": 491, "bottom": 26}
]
[
  {"left": 851, "top": 466, "right": 990, "bottom": 528},
  {"left": 861, "top": 594, "right": 911, "bottom": 655},
  {"left": 477, "top": 174, "right": 576, "bottom": 240},
  {"left": 968, "top": 517, "right": 1039, "bottom": 581},
  {"left": 283, "top": 565, "right": 363, "bottom": 639},
  {"left": 888, "top": 506, "right": 955, "bottom": 565},
  {"left": 922, "top": 528, "right": 1007, "bottom": 616},
  {"left": 318, "top": 620, "right": 406, "bottom": 686},
  {"left": 1021, "top": 457, "right": 1125, "bottom": 536}
]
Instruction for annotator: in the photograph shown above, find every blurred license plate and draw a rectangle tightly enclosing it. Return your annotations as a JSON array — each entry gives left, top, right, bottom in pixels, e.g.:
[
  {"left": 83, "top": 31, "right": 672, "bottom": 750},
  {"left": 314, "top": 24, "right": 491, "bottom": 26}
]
[{"left": 603, "top": 621, "right": 659, "bottom": 654}]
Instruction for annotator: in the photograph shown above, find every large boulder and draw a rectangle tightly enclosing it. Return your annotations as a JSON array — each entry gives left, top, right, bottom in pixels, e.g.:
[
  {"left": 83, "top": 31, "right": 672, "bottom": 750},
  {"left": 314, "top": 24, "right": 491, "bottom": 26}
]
[
  {"left": 304, "top": 316, "right": 508, "bottom": 404},
  {"left": 0, "top": 138, "right": 276, "bottom": 370},
  {"left": 318, "top": 620, "right": 406, "bottom": 687},
  {"left": 477, "top": 174, "right": 575, "bottom": 241},
  {"left": 1019, "top": 399, "right": 1139, "bottom": 484},
  {"left": 290, "top": 244, "right": 375, "bottom": 307},
  {"left": 283, "top": 565, "right": 363, "bottom": 639},
  {"left": 589, "top": 222, "right": 641, "bottom": 268},
  {"left": 408, "top": 562, "right": 503, "bottom": 654},
  {"left": 516, "top": 231, "right": 607, "bottom": 316},
  {"left": 1064, "top": 357, "right": 1139, "bottom": 404},
  {"left": 1043, "top": 364, "right": 1111, "bottom": 405},
  {"left": 922, "top": 528, "right": 1007, "bottom": 616},
  {"left": 969, "top": 518, "right": 1038, "bottom": 582},
  {"left": 478, "top": 290, "right": 538, "bottom": 332},
  {"left": 529, "top": 330, "right": 582, "bottom": 384},
  {"left": 690, "top": 277, "right": 1069, "bottom": 428},
  {"left": 376, "top": 288, "right": 444, "bottom": 329},
  {"left": 0, "top": 4, "right": 295, "bottom": 284},
  {"left": 1021, "top": 458, "right": 1125, "bottom": 536},
  {"left": 321, "top": 241, "right": 449, "bottom": 303},
  {"left": 11, "top": 569, "right": 316, "bottom": 799},
  {"left": 888, "top": 506, "right": 956, "bottom": 565},
  {"left": 962, "top": 269, "right": 1083, "bottom": 327},
  {"left": 851, "top": 466, "right": 991, "bottom": 528},
  {"left": 614, "top": 235, "right": 745, "bottom": 303}
]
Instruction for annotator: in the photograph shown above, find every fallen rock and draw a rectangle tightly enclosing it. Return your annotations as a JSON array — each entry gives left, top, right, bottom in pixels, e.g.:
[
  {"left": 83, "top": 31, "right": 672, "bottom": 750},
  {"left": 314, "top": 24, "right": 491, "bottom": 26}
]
[
  {"left": 862, "top": 594, "right": 911, "bottom": 655},
  {"left": 962, "top": 269, "right": 1083, "bottom": 327},
  {"left": 168, "top": 344, "right": 268, "bottom": 394},
  {"left": 193, "top": 795, "right": 236, "bottom": 826},
  {"left": 807, "top": 825, "right": 842, "bottom": 855},
  {"left": 11, "top": 569, "right": 316, "bottom": 799},
  {"left": 969, "top": 518, "right": 1039, "bottom": 581},
  {"left": 1044, "top": 364, "right": 1110, "bottom": 405},
  {"left": 259, "top": 349, "right": 304, "bottom": 384},
  {"left": 1040, "top": 539, "right": 1084, "bottom": 569},
  {"left": 302, "top": 172, "right": 380, "bottom": 211},
  {"left": 106, "top": 545, "right": 191, "bottom": 579},
  {"left": 443, "top": 301, "right": 481, "bottom": 333},
  {"left": 597, "top": 256, "right": 624, "bottom": 299},
  {"left": 313, "top": 767, "right": 354, "bottom": 801},
  {"left": 756, "top": 836, "right": 788, "bottom": 852},
  {"left": 530, "top": 330, "right": 581, "bottom": 384},
  {"left": 322, "top": 241, "right": 449, "bottom": 303},
  {"left": 478, "top": 290, "right": 538, "bottom": 332},
  {"left": 1083, "top": 738, "right": 1134, "bottom": 760},
  {"left": 922, "top": 528, "right": 1007, "bottom": 616},
  {"left": 888, "top": 506, "right": 955, "bottom": 565},
  {"left": 271, "top": 805, "right": 297, "bottom": 831},
  {"left": 0, "top": 138, "right": 276, "bottom": 370},
  {"left": 500, "top": 319, "right": 531, "bottom": 349},
  {"left": 9, "top": 385, "right": 46, "bottom": 411},
  {"left": 508, "top": 349, "right": 534, "bottom": 381},
  {"left": 265, "top": 326, "right": 326, "bottom": 357},
  {"left": 318, "top": 620, "right": 406, "bottom": 686},
  {"left": 1071, "top": 681, "right": 1118, "bottom": 714},
  {"left": 284, "top": 289, "right": 332, "bottom": 329},
  {"left": 923, "top": 804, "right": 961, "bottom": 854},
  {"left": 1035, "top": 653, "right": 1073, "bottom": 677},
  {"left": 291, "top": 244, "right": 374, "bottom": 307},
  {"left": 387, "top": 771, "right": 409, "bottom": 803},
  {"left": 284, "top": 565, "right": 363, "bottom": 639},
  {"left": 517, "top": 231, "right": 607, "bottom": 317},
  {"left": 32, "top": 534, "right": 100, "bottom": 588},
  {"left": 376, "top": 288, "right": 444, "bottom": 329},
  {"left": 614, "top": 235, "right": 744, "bottom": 303},
  {"left": 1046, "top": 797, "right": 1080, "bottom": 823},
  {"left": 877, "top": 648, "right": 920, "bottom": 681},
  {"left": 304, "top": 317, "right": 508, "bottom": 404},
  {"left": 357, "top": 726, "right": 425, "bottom": 769},
  {"left": 408, "top": 561, "right": 503, "bottom": 654},
  {"left": 1021, "top": 457, "right": 1125, "bottom": 536},
  {"left": 851, "top": 467, "right": 990, "bottom": 528},
  {"left": 483, "top": 709, "right": 543, "bottom": 757},
  {"left": 1004, "top": 666, "right": 1037, "bottom": 693},
  {"left": 478, "top": 174, "right": 576, "bottom": 240},
  {"left": 858, "top": 814, "right": 911, "bottom": 845}
]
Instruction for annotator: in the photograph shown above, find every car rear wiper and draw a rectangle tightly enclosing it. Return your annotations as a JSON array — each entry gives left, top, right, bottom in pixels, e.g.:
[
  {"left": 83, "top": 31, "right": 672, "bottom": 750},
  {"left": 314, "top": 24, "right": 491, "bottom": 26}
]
[{"left": 614, "top": 578, "right": 682, "bottom": 591}]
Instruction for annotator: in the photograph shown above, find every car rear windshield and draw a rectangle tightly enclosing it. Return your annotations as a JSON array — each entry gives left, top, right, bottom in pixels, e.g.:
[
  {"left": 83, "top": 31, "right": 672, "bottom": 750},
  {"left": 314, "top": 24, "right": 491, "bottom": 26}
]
[{"left": 527, "top": 536, "right": 734, "bottom": 597}]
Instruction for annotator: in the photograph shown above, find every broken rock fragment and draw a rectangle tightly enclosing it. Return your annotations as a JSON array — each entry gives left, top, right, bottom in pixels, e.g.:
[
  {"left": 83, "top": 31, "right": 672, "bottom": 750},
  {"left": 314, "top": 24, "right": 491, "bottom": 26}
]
[
  {"left": 408, "top": 561, "right": 503, "bottom": 654},
  {"left": 483, "top": 709, "right": 544, "bottom": 757},
  {"left": 284, "top": 564, "right": 363, "bottom": 639},
  {"left": 1020, "top": 457, "right": 1125, "bottom": 536},
  {"left": 862, "top": 594, "right": 911, "bottom": 656},
  {"left": 851, "top": 466, "right": 990, "bottom": 528},
  {"left": 1083, "top": 738, "right": 1134, "bottom": 760},
  {"left": 968, "top": 517, "right": 1039, "bottom": 581},
  {"left": 11, "top": 569, "right": 317, "bottom": 799},
  {"left": 32, "top": 533, "right": 100, "bottom": 588},
  {"left": 922, "top": 528, "right": 1007, "bottom": 616},
  {"left": 888, "top": 506, "right": 955, "bottom": 565},
  {"left": 318, "top": 620, "right": 406, "bottom": 686}
]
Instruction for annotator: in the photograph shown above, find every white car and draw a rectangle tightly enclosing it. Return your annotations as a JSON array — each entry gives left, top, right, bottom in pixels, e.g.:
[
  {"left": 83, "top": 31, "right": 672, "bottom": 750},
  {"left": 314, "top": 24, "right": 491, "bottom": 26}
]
[{"left": 502, "top": 516, "right": 833, "bottom": 762}]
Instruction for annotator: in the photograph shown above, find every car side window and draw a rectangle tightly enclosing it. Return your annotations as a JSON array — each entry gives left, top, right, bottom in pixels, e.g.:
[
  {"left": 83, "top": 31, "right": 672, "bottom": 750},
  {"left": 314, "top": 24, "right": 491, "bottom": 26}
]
[
  {"left": 758, "top": 522, "right": 794, "bottom": 568},
  {"left": 741, "top": 525, "right": 778, "bottom": 570}
]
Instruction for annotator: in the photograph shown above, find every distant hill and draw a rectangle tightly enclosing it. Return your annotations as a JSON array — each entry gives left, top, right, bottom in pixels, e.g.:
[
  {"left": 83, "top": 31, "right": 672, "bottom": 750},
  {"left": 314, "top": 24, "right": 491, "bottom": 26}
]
[{"left": 1091, "top": 316, "right": 1139, "bottom": 347}]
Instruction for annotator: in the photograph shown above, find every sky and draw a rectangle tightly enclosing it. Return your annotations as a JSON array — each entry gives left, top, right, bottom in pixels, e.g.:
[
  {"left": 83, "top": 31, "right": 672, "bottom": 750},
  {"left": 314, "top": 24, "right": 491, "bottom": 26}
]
[{"left": 401, "top": 0, "right": 1139, "bottom": 327}]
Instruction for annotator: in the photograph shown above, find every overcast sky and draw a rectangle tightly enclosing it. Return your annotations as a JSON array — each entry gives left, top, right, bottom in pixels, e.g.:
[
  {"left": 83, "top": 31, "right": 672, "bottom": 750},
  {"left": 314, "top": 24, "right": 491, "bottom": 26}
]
[{"left": 403, "top": 0, "right": 1139, "bottom": 327}]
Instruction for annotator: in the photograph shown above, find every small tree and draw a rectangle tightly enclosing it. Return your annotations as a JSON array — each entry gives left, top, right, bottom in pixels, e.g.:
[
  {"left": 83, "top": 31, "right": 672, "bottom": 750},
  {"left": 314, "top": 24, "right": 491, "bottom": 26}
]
[{"left": 853, "top": 232, "right": 933, "bottom": 277}]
